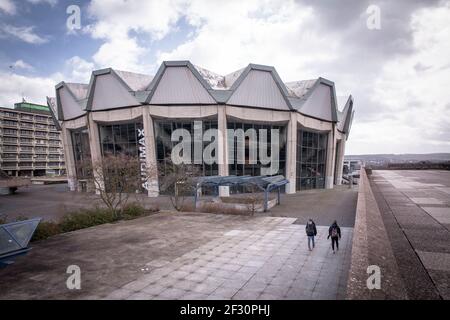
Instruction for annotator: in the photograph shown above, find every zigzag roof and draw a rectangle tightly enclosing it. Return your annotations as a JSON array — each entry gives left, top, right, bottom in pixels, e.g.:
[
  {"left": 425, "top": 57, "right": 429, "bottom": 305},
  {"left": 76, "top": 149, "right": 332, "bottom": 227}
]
[{"left": 53, "top": 60, "right": 349, "bottom": 124}]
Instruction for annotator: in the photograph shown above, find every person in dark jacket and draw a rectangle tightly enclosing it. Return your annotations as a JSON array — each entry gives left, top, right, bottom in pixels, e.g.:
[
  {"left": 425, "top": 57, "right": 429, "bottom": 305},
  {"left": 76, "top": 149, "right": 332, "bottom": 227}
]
[
  {"left": 305, "top": 219, "right": 317, "bottom": 251},
  {"left": 327, "top": 220, "right": 341, "bottom": 254}
]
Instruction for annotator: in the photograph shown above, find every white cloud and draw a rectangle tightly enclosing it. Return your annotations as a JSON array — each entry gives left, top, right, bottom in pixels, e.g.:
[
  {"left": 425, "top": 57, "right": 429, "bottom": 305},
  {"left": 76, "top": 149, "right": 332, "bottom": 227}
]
[
  {"left": 0, "top": 0, "right": 15, "bottom": 15},
  {"left": 346, "top": 4, "right": 450, "bottom": 154},
  {"left": 0, "top": 55, "right": 96, "bottom": 109},
  {"left": 64, "top": 56, "right": 95, "bottom": 83},
  {"left": 12, "top": 59, "right": 34, "bottom": 71},
  {"left": 92, "top": 36, "right": 147, "bottom": 72},
  {"left": 0, "top": 24, "right": 48, "bottom": 44},
  {"left": 0, "top": 71, "right": 61, "bottom": 107},
  {"left": 157, "top": 0, "right": 339, "bottom": 77},
  {"left": 26, "top": 0, "right": 58, "bottom": 6},
  {"left": 85, "top": 0, "right": 186, "bottom": 71}
]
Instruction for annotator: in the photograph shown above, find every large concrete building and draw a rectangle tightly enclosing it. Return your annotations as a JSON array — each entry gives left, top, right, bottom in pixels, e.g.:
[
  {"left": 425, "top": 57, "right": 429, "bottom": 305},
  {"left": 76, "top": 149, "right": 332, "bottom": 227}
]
[
  {"left": 48, "top": 61, "right": 354, "bottom": 196},
  {"left": 0, "top": 102, "right": 65, "bottom": 177}
]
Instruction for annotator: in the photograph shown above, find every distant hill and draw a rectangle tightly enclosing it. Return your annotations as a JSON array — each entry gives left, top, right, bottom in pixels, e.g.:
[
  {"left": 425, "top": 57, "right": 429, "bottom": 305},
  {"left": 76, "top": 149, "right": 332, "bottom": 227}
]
[{"left": 345, "top": 153, "right": 450, "bottom": 163}]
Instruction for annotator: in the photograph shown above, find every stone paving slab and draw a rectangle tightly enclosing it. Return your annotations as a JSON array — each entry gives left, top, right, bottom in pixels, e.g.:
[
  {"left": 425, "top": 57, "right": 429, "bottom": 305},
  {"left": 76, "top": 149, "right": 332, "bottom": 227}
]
[
  {"left": 106, "top": 221, "right": 353, "bottom": 300},
  {"left": 0, "top": 211, "right": 353, "bottom": 300},
  {"left": 421, "top": 207, "right": 450, "bottom": 225},
  {"left": 371, "top": 170, "right": 450, "bottom": 300}
]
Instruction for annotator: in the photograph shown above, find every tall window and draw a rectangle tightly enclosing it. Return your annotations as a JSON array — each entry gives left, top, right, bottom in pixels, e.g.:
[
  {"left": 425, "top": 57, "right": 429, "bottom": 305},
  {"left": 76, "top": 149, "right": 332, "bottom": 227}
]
[
  {"left": 98, "top": 122, "right": 145, "bottom": 192},
  {"left": 227, "top": 122, "right": 287, "bottom": 177},
  {"left": 99, "top": 122, "right": 143, "bottom": 157},
  {"left": 296, "top": 130, "right": 328, "bottom": 190},
  {"left": 154, "top": 119, "right": 219, "bottom": 177},
  {"left": 71, "top": 129, "right": 91, "bottom": 179}
]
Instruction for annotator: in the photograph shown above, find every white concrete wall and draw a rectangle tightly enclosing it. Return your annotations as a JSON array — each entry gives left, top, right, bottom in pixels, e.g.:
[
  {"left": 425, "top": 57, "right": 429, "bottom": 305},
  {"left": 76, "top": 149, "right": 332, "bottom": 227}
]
[
  {"left": 60, "top": 123, "right": 77, "bottom": 191},
  {"left": 91, "top": 73, "right": 140, "bottom": 111},
  {"left": 58, "top": 86, "right": 85, "bottom": 120},
  {"left": 325, "top": 125, "right": 337, "bottom": 189},
  {"left": 285, "top": 112, "right": 297, "bottom": 193},
  {"left": 87, "top": 114, "right": 103, "bottom": 194},
  {"left": 150, "top": 67, "right": 216, "bottom": 104},
  {"left": 142, "top": 107, "right": 159, "bottom": 197},
  {"left": 227, "top": 70, "right": 290, "bottom": 110}
]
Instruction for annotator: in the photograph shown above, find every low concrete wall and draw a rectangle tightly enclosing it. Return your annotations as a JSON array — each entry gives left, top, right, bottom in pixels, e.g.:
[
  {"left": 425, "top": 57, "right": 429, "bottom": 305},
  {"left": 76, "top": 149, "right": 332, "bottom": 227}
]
[
  {"left": 198, "top": 197, "right": 278, "bottom": 213},
  {"left": 346, "top": 168, "right": 408, "bottom": 299}
]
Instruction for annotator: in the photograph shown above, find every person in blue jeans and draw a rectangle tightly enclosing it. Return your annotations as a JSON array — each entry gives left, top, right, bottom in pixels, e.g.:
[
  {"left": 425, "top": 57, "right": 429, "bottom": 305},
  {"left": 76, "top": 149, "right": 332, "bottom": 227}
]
[{"left": 305, "top": 219, "right": 317, "bottom": 251}]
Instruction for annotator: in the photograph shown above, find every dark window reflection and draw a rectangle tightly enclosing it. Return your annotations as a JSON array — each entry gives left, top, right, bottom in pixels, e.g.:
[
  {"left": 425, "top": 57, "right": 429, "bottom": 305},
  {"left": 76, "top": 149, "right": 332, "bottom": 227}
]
[
  {"left": 296, "top": 130, "right": 328, "bottom": 190},
  {"left": 99, "top": 122, "right": 143, "bottom": 157},
  {"left": 154, "top": 119, "right": 219, "bottom": 177}
]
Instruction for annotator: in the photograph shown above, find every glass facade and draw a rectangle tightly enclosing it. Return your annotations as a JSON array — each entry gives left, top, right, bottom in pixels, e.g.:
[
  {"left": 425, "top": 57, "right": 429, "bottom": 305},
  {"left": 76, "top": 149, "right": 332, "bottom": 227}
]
[
  {"left": 154, "top": 119, "right": 219, "bottom": 177},
  {"left": 99, "top": 122, "right": 143, "bottom": 157},
  {"left": 71, "top": 128, "right": 91, "bottom": 179},
  {"left": 98, "top": 121, "right": 145, "bottom": 192},
  {"left": 296, "top": 130, "right": 328, "bottom": 190},
  {"left": 227, "top": 122, "right": 287, "bottom": 177}
]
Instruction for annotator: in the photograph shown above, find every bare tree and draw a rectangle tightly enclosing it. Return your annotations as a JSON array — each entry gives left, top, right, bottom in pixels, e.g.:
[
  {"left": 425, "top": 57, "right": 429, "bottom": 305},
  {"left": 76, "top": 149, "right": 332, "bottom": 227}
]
[
  {"left": 159, "top": 158, "right": 199, "bottom": 211},
  {"left": 81, "top": 154, "right": 155, "bottom": 219},
  {"left": 244, "top": 184, "right": 263, "bottom": 215}
]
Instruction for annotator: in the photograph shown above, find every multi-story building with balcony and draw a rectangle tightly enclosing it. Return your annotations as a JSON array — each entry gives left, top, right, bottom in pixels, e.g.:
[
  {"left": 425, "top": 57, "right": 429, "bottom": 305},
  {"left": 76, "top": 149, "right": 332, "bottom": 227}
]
[{"left": 0, "top": 102, "right": 65, "bottom": 177}]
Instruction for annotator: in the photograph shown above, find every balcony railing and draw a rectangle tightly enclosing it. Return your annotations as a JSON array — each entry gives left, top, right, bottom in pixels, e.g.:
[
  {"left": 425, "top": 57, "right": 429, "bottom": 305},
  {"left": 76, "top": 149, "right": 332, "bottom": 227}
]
[{"left": 3, "top": 113, "right": 18, "bottom": 119}]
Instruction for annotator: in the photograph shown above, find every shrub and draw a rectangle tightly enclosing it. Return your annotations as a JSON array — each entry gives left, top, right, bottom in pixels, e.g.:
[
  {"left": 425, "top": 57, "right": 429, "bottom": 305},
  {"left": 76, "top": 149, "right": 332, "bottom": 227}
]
[
  {"left": 199, "top": 202, "right": 252, "bottom": 216},
  {"left": 14, "top": 215, "right": 29, "bottom": 221},
  {"left": 32, "top": 221, "right": 61, "bottom": 241},
  {"left": 23, "top": 204, "right": 159, "bottom": 242},
  {"left": 0, "top": 214, "right": 7, "bottom": 224},
  {"left": 179, "top": 202, "right": 195, "bottom": 212},
  {"left": 59, "top": 207, "right": 117, "bottom": 233},
  {"left": 122, "top": 203, "right": 146, "bottom": 218}
]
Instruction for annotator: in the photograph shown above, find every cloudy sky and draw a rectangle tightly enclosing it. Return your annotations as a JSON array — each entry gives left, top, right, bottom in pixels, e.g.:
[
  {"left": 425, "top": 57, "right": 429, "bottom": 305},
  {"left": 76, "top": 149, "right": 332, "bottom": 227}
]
[{"left": 0, "top": 0, "right": 449, "bottom": 155}]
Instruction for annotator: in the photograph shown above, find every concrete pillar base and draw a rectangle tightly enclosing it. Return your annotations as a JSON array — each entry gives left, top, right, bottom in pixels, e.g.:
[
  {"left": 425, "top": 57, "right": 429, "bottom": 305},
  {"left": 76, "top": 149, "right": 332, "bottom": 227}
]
[
  {"left": 146, "top": 180, "right": 159, "bottom": 197},
  {"left": 285, "top": 182, "right": 296, "bottom": 194},
  {"left": 68, "top": 177, "right": 76, "bottom": 191},
  {"left": 325, "top": 176, "right": 334, "bottom": 189},
  {"left": 219, "top": 186, "right": 230, "bottom": 197}
]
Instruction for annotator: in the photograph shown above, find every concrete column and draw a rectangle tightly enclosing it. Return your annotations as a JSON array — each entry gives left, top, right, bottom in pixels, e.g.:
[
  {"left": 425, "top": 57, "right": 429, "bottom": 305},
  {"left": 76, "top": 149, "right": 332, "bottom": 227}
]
[
  {"left": 335, "top": 138, "right": 346, "bottom": 185},
  {"left": 285, "top": 112, "right": 297, "bottom": 194},
  {"left": 142, "top": 107, "right": 159, "bottom": 197},
  {"left": 325, "top": 125, "right": 336, "bottom": 189},
  {"left": 60, "top": 123, "right": 77, "bottom": 191},
  {"left": 87, "top": 114, "right": 103, "bottom": 194},
  {"left": 218, "top": 106, "right": 229, "bottom": 196}
]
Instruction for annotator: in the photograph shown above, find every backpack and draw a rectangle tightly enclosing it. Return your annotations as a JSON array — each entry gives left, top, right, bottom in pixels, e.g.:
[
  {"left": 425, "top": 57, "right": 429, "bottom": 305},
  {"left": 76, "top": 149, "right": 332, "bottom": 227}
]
[
  {"left": 331, "top": 226, "right": 338, "bottom": 238},
  {"left": 306, "top": 223, "right": 314, "bottom": 234}
]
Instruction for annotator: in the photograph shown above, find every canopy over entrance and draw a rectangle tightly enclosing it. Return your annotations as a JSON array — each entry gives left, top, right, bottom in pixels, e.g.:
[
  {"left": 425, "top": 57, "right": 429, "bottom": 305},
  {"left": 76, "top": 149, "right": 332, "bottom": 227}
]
[{"left": 194, "top": 175, "right": 289, "bottom": 211}]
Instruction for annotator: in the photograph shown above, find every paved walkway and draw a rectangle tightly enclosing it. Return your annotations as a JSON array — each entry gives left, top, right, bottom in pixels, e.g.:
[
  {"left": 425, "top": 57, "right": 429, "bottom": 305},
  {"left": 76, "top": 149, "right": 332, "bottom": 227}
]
[
  {"left": 0, "top": 184, "right": 357, "bottom": 228},
  {"left": 270, "top": 185, "right": 357, "bottom": 227},
  {"left": 371, "top": 170, "right": 450, "bottom": 300},
  {"left": 109, "top": 219, "right": 352, "bottom": 300},
  {"left": 0, "top": 212, "right": 352, "bottom": 300}
]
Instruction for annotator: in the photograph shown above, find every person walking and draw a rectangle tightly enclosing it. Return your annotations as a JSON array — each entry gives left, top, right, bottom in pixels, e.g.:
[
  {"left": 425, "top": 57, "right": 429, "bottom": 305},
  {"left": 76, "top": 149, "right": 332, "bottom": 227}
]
[
  {"left": 305, "top": 219, "right": 317, "bottom": 251},
  {"left": 327, "top": 220, "right": 341, "bottom": 254}
]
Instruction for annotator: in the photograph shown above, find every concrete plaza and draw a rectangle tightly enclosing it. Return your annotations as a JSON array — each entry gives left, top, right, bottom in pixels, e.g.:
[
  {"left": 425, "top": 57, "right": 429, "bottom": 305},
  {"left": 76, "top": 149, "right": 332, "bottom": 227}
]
[
  {"left": 0, "top": 212, "right": 352, "bottom": 300},
  {"left": 370, "top": 170, "right": 450, "bottom": 300}
]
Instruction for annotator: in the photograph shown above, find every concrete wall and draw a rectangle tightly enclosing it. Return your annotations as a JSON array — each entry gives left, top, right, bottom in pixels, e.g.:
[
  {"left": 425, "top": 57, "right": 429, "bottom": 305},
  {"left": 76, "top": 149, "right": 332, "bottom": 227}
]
[
  {"left": 346, "top": 168, "right": 408, "bottom": 299},
  {"left": 60, "top": 105, "right": 347, "bottom": 196}
]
